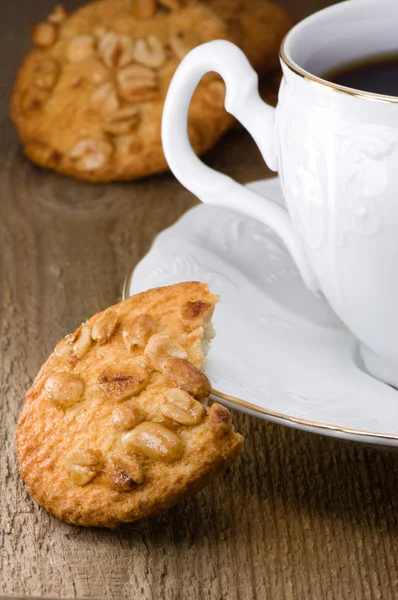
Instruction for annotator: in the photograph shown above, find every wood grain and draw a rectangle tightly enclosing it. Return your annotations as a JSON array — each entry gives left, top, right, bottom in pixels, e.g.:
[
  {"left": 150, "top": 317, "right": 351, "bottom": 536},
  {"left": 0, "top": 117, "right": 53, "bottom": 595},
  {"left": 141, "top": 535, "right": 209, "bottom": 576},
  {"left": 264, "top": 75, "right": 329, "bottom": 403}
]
[{"left": 1, "top": 1, "right": 397, "bottom": 599}]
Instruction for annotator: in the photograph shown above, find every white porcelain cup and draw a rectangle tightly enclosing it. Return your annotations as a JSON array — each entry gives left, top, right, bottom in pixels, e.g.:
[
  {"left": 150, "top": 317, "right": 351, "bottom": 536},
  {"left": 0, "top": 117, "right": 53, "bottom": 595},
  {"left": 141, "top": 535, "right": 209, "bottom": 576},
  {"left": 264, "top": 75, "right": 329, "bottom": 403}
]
[{"left": 162, "top": 0, "right": 398, "bottom": 388}]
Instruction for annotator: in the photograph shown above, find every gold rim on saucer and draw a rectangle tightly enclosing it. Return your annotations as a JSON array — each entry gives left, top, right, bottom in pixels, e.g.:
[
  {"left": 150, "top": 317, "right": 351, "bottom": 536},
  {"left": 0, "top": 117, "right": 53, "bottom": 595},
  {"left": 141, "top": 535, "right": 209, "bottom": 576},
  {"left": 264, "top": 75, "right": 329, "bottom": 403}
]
[
  {"left": 122, "top": 268, "right": 135, "bottom": 304},
  {"left": 212, "top": 388, "right": 398, "bottom": 442},
  {"left": 279, "top": 38, "right": 398, "bottom": 105}
]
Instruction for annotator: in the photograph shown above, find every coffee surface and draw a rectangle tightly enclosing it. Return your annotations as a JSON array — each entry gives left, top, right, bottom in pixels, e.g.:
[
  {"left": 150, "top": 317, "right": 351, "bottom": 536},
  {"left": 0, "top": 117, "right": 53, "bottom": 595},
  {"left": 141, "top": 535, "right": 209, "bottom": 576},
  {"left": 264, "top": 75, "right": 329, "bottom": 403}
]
[{"left": 323, "top": 53, "right": 398, "bottom": 96}]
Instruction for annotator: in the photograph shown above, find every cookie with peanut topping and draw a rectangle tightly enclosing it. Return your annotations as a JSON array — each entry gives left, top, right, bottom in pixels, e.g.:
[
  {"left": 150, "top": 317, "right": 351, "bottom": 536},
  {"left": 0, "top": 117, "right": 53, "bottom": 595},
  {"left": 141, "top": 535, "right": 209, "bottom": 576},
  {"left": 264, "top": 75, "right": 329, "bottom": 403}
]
[
  {"left": 11, "top": 0, "right": 293, "bottom": 182},
  {"left": 10, "top": 0, "right": 234, "bottom": 182},
  {"left": 15, "top": 282, "right": 244, "bottom": 527}
]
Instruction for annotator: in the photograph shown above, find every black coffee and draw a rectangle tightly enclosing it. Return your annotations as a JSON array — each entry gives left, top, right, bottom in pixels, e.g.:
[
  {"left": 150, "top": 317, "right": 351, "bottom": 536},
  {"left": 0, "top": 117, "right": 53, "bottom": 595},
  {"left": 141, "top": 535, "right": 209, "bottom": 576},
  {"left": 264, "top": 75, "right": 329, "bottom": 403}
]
[{"left": 323, "top": 53, "right": 398, "bottom": 96}]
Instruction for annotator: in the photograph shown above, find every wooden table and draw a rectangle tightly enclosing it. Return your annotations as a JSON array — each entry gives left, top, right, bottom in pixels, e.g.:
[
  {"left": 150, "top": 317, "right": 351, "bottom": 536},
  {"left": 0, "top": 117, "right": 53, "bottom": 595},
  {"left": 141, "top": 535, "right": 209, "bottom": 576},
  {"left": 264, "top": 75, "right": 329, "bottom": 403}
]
[{"left": 1, "top": 1, "right": 397, "bottom": 598}]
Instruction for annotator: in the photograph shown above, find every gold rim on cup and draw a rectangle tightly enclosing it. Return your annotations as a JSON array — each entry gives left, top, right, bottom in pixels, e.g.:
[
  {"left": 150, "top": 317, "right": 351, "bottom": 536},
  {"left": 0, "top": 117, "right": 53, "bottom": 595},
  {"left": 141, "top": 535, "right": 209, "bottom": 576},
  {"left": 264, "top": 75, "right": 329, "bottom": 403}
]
[{"left": 279, "top": 36, "right": 398, "bottom": 105}]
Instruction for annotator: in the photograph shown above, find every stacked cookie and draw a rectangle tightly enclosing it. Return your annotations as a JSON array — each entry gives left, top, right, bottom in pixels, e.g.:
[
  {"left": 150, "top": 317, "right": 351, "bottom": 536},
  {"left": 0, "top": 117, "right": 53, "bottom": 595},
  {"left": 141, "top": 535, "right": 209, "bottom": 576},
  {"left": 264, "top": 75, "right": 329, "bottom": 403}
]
[
  {"left": 15, "top": 282, "right": 244, "bottom": 527},
  {"left": 11, "top": 0, "right": 293, "bottom": 181}
]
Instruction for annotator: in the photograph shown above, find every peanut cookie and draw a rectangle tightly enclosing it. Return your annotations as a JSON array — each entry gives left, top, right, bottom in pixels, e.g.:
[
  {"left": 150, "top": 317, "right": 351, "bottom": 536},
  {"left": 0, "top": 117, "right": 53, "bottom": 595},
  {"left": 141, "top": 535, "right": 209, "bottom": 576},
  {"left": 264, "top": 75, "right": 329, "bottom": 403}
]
[
  {"left": 15, "top": 282, "right": 244, "bottom": 527},
  {"left": 11, "top": 0, "right": 235, "bottom": 182},
  {"left": 11, "top": 0, "right": 293, "bottom": 182}
]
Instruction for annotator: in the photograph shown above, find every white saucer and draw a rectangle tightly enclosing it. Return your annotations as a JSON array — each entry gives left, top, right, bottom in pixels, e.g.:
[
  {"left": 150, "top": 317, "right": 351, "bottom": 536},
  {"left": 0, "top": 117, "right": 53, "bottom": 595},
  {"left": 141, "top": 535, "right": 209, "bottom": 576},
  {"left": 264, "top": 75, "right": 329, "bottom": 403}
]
[{"left": 124, "top": 178, "right": 398, "bottom": 447}]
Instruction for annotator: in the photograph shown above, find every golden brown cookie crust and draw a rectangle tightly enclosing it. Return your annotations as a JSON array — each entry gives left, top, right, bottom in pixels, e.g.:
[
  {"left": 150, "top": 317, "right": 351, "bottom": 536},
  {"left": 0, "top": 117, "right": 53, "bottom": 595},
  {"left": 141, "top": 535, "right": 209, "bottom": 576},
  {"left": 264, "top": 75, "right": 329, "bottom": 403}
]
[
  {"left": 11, "top": 0, "right": 293, "bottom": 182},
  {"left": 15, "top": 282, "right": 244, "bottom": 527}
]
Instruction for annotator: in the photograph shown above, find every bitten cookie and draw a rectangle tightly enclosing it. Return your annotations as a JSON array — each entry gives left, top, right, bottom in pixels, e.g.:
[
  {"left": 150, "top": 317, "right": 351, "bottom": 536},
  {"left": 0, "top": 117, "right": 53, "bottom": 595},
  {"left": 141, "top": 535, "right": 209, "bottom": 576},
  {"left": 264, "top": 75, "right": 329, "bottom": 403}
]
[
  {"left": 10, "top": 0, "right": 293, "bottom": 182},
  {"left": 15, "top": 282, "right": 244, "bottom": 527}
]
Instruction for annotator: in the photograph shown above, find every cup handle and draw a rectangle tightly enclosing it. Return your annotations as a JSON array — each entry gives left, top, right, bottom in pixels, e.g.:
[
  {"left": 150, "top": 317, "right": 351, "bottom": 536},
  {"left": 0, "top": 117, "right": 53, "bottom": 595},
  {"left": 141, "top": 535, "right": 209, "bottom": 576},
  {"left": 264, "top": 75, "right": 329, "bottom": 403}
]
[{"left": 162, "top": 40, "right": 319, "bottom": 291}]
